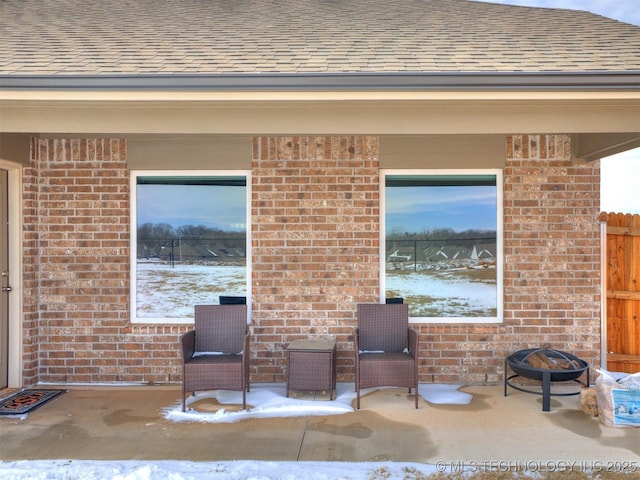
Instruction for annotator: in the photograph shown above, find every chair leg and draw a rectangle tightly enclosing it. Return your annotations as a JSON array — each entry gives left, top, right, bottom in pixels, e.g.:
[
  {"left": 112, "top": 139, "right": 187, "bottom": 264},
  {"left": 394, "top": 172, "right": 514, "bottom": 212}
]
[
  {"left": 242, "top": 388, "right": 247, "bottom": 410},
  {"left": 356, "top": 387, "right": 361, "bottom": 409},
  {"left": 182, "top": 387, "right": 186, "bottom": 412},
  {"left": 414, "top": 384, "right": 419, "bottom": 409}
]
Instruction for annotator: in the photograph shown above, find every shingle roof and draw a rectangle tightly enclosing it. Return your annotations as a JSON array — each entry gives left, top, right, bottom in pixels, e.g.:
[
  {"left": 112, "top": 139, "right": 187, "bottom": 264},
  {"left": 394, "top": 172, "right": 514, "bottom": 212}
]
[{"left": 1, "top": 0, "right": 639, "bottom": 76}]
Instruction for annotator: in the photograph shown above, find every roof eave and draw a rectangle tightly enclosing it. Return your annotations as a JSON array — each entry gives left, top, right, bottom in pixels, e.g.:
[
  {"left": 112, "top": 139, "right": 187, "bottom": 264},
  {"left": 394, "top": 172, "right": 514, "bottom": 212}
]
[{"left": 1, "top": 71, "right": 639, "bottom": 91}]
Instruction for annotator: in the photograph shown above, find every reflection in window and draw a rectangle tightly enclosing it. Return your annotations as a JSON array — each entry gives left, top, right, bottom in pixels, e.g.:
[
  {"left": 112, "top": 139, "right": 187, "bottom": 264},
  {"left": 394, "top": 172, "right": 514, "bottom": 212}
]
[
  {"left": 131, "top": 172, "right": 249, "bottom": 323},
  {"left": 382, "top": 171, "right": 502, "bottom": 323}
]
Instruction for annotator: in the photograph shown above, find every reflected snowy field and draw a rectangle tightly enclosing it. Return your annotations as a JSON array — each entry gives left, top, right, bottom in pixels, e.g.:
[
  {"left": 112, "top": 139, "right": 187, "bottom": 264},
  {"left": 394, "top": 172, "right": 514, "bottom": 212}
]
[
  {"left": 135, "top": 262, "right": 496, "bottom": 319},
  {"left": 386, "top": 269, "right": 497, "bottom": 317},
  {"left": 136, "top": 263, "right": 246, "bottom": 318}
]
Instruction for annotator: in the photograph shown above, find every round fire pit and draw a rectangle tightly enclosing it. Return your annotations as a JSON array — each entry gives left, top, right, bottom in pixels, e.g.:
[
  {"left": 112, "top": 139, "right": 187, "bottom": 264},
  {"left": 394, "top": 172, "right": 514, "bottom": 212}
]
[{"left": 504, "top": 348, "right": 590, "bottom": 412}]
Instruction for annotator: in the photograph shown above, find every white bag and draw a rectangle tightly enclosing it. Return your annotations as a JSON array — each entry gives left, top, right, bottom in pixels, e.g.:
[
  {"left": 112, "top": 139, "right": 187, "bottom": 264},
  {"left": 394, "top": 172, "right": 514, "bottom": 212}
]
[{"left": 596, "top": 369, "right": 640, "bottom": 427}]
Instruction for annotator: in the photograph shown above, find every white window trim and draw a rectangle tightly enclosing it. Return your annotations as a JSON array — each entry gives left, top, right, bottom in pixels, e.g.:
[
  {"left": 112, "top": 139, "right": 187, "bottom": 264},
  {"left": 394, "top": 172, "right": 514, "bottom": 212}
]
[
  {"left": 380, "top": 168, "right": 503, "bottom": 324},
  {"left": 130, "top": 170, "right": 252, "bottom": 324}
]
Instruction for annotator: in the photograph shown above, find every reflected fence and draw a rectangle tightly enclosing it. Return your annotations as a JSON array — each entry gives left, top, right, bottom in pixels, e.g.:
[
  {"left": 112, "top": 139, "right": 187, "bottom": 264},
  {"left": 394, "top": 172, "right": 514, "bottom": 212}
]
[
  {"left": 386, "top": 236, "right": 496, "bottom": 271},
  {"left": 137, "top": 237, "right": 247, "bottom": 266}
]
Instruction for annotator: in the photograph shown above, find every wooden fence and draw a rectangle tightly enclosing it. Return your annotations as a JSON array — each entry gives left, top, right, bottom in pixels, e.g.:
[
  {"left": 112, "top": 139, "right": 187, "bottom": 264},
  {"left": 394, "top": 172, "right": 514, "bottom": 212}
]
[{"left": 600, "top": 212, "right": 640, "bottom": 373}]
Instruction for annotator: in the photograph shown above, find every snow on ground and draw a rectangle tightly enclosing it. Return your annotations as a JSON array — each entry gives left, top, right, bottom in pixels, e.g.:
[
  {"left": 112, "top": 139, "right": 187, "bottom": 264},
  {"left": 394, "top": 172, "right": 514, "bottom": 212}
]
[
  {"left": 0, "top": 384, "right": 470, "bottom": 480},
  {"left": 165, "top": 383, "right": 472, "bottom": 423},
  {"left": 0, "top": 459, "right": 440, "bottom": 480}
]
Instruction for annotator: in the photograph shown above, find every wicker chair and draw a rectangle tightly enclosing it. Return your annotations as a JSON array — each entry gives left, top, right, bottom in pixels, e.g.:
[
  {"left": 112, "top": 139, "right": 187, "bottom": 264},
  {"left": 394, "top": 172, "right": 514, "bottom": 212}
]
[
  {"left": 180, "top": 304, "right": 250, "bottom": 412},
  {"left": 354, "top": 303, "right": 419, "bottom": 409}
]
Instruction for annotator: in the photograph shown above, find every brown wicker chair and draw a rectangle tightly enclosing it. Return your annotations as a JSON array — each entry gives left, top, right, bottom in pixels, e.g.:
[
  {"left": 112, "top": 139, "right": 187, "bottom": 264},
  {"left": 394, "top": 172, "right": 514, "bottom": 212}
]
[
  {"left": 354, "top": 303, "right": 419, "bottom": 409},
  {"left": 180, "top": 304, "right": 250, "bottom": 412}
]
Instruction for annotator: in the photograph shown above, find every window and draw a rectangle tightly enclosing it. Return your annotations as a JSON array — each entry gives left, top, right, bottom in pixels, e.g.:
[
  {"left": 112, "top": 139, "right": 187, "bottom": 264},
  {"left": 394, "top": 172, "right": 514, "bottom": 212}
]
[
  {"left": 381, "top": 170, "right": 503, "bottom": 323},
  {"left": 130, "top": 171, "right": 250, "bottom": 323}
]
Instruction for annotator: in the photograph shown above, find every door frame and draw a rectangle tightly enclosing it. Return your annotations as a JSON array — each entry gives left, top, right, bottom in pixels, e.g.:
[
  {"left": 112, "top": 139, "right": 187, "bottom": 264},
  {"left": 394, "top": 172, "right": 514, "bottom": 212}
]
[{"left": 0, "top": 159, "right": 23, "bottom": 388}]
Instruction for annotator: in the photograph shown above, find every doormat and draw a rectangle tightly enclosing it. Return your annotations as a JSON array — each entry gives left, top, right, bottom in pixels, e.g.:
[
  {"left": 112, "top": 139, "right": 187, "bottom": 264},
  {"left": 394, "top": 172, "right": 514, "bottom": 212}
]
[{"left": 0, "top": 389, "right": 65, "bottom": 415}]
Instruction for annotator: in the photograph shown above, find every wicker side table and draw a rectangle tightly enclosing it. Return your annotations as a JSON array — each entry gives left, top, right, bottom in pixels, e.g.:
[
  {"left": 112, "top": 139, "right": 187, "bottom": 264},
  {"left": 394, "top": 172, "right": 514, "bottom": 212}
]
[{"left": 286, "top": 338, "right": 337, "bottom": 400}]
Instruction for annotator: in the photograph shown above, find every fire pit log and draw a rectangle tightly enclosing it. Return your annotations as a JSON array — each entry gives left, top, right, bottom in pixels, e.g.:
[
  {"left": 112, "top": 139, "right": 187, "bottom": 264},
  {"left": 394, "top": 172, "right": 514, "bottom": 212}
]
[{"left": 525, "top": 351, "right": 580, "bottom": 371}]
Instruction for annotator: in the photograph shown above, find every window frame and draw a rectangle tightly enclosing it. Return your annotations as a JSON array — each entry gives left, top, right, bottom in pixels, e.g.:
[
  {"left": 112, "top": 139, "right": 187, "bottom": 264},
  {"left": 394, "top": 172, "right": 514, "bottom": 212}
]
[
  {"left": 130, "top": 170, "right": 252, "bottom": 324},
  {"left": 380, "top": 168, "right": 503, "bottom": 324}
]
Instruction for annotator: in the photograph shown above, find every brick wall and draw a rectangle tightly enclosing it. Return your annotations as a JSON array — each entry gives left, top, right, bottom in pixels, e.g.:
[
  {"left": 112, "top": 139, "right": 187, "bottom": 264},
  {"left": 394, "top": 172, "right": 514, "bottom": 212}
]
[
  {"left": 251, "top": 136, "right": 380, "bottom": 382},
  {"left": 22, "top": 134, "right": 601, "bottom": 386},
  {"left": 25, "top": 138, "right": 184, "bottom": 385}
]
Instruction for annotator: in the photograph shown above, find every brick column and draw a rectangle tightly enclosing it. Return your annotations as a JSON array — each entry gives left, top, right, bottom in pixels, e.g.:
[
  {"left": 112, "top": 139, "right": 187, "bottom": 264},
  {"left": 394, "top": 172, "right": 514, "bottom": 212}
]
[
  {"left": 251, "top": 136, "right": 380, "bottom": 382},
  {"left": 503, "top": 135, "right": 601, "bottom": 365},
  {"left": 25, "top": 138, "right": 132, "bottom": 384}
]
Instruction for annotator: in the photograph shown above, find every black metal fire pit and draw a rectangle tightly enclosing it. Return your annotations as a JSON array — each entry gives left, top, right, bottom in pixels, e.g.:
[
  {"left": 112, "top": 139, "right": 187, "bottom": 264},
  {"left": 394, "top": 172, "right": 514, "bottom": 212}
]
[{"left": 504, "top": 348, "right": 589, "bottom": 411}]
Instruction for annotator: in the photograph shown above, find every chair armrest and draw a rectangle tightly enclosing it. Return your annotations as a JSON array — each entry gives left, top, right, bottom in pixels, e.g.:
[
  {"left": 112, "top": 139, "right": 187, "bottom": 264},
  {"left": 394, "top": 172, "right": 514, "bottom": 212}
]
[
  {"left": 353, "top": 327, "right": 361, "bottom": 351},
  {"left": 408, "top": 328, "right": 418, "bottom": 359},
  {"left": 243, "top": 327, "right": 250, "bottom": 358},
  {"left": 181, "top": 330, "right": 196, "bottom": 361},
  {"left": 353, "top": 327, "right": 361, "bottom": 366}
]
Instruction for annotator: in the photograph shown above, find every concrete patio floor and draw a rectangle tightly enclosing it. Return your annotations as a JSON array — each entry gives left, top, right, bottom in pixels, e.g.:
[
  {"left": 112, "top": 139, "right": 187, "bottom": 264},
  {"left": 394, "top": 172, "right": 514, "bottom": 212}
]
[{"left": 1, "top": 384, "right": 639, "bottom": 470}]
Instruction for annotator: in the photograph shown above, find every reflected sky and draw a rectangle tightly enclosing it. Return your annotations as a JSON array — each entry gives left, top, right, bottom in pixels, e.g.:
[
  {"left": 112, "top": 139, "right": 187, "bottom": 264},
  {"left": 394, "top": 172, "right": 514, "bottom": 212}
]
[
  {"left": 137, "top": 184, "right": 246, "bottom": 231},
  {"left": 386, "top": 185, "right": 497, "bottom": 233}
]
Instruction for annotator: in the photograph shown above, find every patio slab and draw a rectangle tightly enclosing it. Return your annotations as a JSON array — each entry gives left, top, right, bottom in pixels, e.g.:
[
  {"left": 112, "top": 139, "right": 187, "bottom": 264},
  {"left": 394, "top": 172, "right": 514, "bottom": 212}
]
[{"left": 0, "top": 385, "right": 638, "bottom": 467}]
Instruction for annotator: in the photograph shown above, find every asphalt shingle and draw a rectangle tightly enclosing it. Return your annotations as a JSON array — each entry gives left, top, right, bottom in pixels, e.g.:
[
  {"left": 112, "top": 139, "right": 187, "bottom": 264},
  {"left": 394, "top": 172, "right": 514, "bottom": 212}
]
[{"left": 0, "top": 0, "right": 639, "bottom": 76}]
